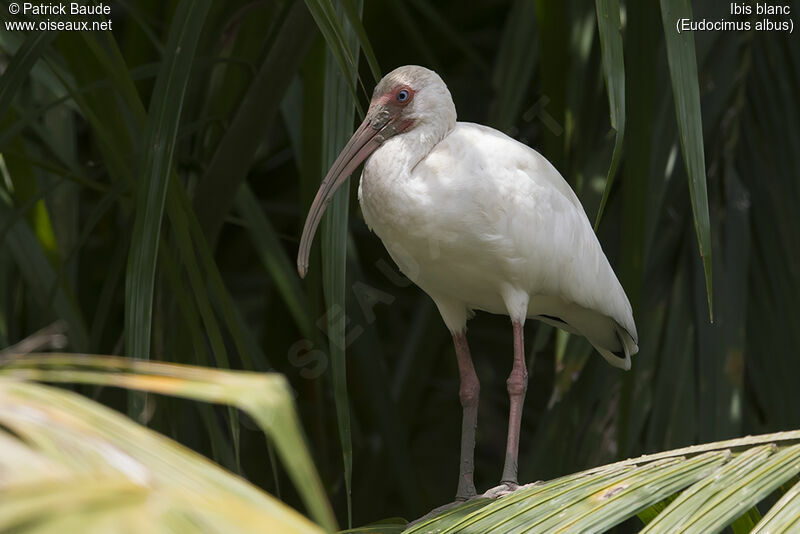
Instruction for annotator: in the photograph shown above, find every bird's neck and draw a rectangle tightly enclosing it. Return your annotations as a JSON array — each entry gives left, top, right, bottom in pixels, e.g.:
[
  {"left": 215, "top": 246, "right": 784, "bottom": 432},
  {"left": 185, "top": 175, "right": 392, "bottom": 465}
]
[{"left": 376, "top": 119, "right": 455, "bottom": 174}]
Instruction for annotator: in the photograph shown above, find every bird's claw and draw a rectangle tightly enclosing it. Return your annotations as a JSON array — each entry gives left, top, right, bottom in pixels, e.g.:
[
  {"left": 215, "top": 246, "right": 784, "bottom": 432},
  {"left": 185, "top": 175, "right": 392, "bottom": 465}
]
[
  {"left": 482, "top": 481, "right": 539, "bottom": 499},
  {"left": 409, "top": 482, "right": 540, "bottom": 528},
  {"left": 482, "top": 481, "right": 518, "bottom": 498}
]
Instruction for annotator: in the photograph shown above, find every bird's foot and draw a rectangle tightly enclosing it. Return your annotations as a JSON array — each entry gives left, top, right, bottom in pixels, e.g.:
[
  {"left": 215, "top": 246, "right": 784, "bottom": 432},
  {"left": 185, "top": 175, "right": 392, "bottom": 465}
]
[
  {"left": 482, "top": 481, "right": 539, "bottom": 499},
  {"left": 482, "top": 481, "right": 518, "bottom": 498},
  {"left": 408, "top": 482, "right": 540, "bottom": 527}
]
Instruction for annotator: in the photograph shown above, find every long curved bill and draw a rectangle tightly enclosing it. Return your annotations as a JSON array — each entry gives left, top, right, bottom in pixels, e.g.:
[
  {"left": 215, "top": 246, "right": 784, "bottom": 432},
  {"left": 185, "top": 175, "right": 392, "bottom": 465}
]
[{"left": 297, "top": 114, "right": 384, "bottom": 278}]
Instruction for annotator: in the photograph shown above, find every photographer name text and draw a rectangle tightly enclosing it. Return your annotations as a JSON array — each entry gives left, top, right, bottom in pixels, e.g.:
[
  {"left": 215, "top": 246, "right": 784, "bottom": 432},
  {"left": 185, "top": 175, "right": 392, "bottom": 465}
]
[
  {"left": 5, "top": 2, "right": 112, "bottom": 32},
  {"left": 15, "top": 2, "right": 109, "bottom": 15}
]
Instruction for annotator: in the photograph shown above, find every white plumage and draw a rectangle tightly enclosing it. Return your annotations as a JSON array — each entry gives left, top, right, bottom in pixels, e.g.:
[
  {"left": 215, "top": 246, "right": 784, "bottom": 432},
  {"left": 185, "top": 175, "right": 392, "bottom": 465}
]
[
  {"left": 298, "top": 65, "right": 638, "bottom": 500},
  {"left": 357, "top": 70, "right": 637, "bottom": 369}
]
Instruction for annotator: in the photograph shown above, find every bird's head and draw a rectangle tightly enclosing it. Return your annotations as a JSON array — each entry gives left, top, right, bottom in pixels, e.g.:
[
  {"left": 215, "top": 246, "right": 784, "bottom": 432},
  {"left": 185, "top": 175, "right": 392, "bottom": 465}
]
[
  {"left": 368, "top": 65, "right": 456, "bottom": 133},
  {"left": 297, "top": 65, "right": 455, "bottom": 278}
]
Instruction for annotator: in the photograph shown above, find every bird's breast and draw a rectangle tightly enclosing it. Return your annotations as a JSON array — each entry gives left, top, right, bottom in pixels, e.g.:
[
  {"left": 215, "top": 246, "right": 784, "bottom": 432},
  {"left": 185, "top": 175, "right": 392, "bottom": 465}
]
[
  {"left": 357, "top": 142, "right": 510, "bottom": 312},
  {"left": 358, "top": 151, "right": 437, "bottom": 264}
]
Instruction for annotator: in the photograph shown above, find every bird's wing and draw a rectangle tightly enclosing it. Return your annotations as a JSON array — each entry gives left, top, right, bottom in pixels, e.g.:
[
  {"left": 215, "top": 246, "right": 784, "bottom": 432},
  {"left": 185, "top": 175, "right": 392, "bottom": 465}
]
[
  {"left": 454, "top": 123, "right": 586, "bottom": 212},
  {"left": 438, "top": 123, "right": 638, "bottom": 352}
]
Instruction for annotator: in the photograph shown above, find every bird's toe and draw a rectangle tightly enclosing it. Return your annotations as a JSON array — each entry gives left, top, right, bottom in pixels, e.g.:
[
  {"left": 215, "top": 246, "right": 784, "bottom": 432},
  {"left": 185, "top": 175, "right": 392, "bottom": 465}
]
[
  {"left": 482, "top": 482, "right": 518, "bottom": 498},
  {"left": 482, "top": 481, "right": 540, "bottom": 499}
]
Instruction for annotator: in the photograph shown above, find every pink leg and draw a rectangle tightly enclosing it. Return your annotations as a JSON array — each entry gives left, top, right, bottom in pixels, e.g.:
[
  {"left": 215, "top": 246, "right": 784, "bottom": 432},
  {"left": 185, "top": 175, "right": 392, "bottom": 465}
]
[
  {"left": 501, "top": 321, "right": 528, "bottom": 485},
  {"left": 453, "top": 331, "right": 480, "bottom": 500}
]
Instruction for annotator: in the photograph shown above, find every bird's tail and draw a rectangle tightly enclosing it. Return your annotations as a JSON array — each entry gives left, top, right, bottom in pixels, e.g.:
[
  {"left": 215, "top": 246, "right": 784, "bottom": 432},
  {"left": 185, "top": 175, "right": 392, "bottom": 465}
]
[{"left": 593, "top": 326, "right": 638, "bottom": 371}]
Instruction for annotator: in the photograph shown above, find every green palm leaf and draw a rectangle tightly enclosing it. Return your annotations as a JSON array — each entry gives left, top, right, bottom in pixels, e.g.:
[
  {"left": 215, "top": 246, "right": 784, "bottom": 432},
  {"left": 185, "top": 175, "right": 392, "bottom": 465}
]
[
  {"left": 0, "top": 382, "right": 324, "bottom": 534},
  {"left": 593, "top": 0, "right": 625, "bottom": 229},
  {"left": 659, "top": 0, "right": 713, "bottom": 320},
  {"left": 4, "top": 354, "right": 800, "bottom": 533},
  {"left": 0, "top": 353, "right": 336, "bottom": 532},
  {"left": 405, "top": 432, "right": 800, "bottom": 533},
  {"left": 319, "top": 0, "right": 363, "bottom": 526},
  {"left": 124, "top": 0, "right": 211, "bottom": 366}
]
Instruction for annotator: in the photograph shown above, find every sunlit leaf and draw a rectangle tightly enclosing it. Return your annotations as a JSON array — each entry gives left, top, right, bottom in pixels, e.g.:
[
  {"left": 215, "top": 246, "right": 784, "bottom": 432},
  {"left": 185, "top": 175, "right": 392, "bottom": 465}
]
[{"left": 0, "top": 353, "right": 337, "bottom": 531}]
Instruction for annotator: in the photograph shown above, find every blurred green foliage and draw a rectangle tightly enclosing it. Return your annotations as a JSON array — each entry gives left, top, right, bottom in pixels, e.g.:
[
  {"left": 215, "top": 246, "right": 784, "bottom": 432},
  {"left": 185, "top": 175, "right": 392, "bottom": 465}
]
[{"left": 0, "top": 0, "right": 798, "bottom": 529}]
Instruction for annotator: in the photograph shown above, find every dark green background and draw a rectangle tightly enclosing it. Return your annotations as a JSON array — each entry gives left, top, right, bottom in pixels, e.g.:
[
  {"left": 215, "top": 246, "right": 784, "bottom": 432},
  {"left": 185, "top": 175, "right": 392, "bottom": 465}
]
[{"left": 0, "top": 0, "right": 798, "bottom": 527}]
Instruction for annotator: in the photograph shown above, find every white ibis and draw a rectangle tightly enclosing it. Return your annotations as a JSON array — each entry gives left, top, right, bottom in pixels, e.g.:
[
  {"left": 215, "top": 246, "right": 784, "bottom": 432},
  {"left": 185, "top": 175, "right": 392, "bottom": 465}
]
[{"left": 297, "top": 66, "right": 638, "bottom": 501}]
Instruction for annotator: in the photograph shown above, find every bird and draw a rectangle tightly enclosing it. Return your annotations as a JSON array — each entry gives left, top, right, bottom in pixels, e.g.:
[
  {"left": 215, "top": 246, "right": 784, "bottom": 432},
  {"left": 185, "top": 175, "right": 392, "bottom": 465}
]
[{"left": 297, "top": 65, "right": 638, "bottom": 502}]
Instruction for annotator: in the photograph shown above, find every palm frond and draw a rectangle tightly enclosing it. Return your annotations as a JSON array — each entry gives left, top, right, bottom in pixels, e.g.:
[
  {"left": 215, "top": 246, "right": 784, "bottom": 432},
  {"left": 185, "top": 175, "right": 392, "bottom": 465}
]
[
  {"left": 0, "top": 376, "right": 324, "bottom": 534},
  {"left": 0, "top": 353, "right": 336, "bottom": 532},
  {"left": 4, "top": 356, "right": 799, "bottom": 534},
  {"left": 406, "top": 432, "right": 800, "bottom": 533}
]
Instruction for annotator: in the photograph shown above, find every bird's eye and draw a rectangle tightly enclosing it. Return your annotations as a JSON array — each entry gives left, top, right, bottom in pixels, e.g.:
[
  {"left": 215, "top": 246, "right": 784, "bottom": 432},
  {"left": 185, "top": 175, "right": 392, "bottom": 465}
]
[{"left": 397, "top": 89, "right": 409, "bottom": 102}]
